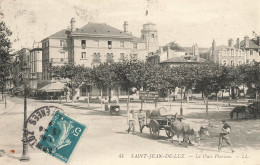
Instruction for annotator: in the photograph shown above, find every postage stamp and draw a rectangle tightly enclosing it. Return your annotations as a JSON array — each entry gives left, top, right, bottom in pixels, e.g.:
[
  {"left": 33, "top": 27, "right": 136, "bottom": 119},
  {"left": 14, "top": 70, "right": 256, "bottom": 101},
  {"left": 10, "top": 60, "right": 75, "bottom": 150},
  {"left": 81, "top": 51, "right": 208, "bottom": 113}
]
[
  {"left": 26, "top": 106, "right": 64, "bottom": 148},
  {"left": 36, "top": 110, "right": 86, "bottom": 163}
]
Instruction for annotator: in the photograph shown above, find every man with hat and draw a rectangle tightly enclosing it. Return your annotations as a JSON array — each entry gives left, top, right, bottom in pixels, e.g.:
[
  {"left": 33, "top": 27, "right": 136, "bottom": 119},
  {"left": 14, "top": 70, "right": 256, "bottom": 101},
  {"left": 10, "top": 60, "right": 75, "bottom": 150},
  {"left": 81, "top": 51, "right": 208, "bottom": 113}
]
[
  {"left": 218, "top": 120, "right": 234, "bottom": 152},
  {"left": 138, "top": 109, "right": 146, "bottom": 133},
  {"left": 127, "top": 110, "right": 136, "bottom": 134}
]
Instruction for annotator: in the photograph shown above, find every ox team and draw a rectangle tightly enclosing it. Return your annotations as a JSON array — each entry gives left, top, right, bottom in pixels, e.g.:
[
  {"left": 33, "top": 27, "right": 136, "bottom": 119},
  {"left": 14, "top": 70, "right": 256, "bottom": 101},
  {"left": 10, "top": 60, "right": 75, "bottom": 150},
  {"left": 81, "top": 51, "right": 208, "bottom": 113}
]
[{"left": 127, "top": 109, "right": 235, "bottom": 153}]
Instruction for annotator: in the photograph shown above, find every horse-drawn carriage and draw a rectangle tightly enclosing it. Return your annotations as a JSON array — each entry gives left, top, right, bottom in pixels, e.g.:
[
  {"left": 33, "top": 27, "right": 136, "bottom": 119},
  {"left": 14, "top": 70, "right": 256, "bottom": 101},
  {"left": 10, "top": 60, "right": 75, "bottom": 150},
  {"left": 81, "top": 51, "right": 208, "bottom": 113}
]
[{"left": 143, "top": 107, "right": 183, "bottom": 138}]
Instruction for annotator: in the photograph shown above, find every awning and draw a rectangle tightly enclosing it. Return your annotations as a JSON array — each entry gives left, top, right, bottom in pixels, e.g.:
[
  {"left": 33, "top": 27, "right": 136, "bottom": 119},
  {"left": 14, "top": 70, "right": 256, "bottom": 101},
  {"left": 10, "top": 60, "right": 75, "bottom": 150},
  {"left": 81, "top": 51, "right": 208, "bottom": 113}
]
[{"left": 39, "top": 82, "right": 66, "bottom": 92}]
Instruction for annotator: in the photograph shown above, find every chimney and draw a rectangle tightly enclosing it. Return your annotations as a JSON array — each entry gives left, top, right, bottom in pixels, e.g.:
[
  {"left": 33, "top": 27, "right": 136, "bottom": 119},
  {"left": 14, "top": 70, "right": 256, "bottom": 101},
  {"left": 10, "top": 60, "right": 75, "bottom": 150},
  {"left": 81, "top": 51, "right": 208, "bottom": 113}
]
[
  {"left": 244, "top": 35, "right": 249, "bottom": 48},
  {"left": 228, "top": 39, "right": 234, "bottom": 47},
  {"left": 70, "top": 18, "right": 76, "bottom": 32},
  {"left": 159, "top": 46, "right": 163, "bottom": 53},
  {"left": 212, "top": 39, "right": 216, "bottom": 51},
  {"left": 236, "top": 38, "right": 240, "bottom": 49},
  {"left": 167, "top": 44, "right": 170, "bottom": 59},
  {"left": 123, "top": 21, "right": 128, "bottom": 33}
]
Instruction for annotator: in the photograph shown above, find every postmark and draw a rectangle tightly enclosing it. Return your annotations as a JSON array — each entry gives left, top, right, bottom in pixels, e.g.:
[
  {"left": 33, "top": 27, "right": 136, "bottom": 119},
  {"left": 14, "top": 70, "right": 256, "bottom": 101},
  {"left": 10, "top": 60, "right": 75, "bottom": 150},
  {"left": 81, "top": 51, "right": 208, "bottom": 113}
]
[
  {"left": 26, "top": 106, "right": 64, "bottom": 148},
  {"left": 36, "top": 110, "right": 86, "bottom": 163}
]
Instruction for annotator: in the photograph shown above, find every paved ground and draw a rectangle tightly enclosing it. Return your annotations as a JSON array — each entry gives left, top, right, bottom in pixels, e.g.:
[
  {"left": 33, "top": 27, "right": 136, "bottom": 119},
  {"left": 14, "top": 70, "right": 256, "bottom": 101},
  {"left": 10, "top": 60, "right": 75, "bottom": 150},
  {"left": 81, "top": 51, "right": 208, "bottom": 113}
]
[{"left": 0, "top": 97, "right": 260, "bottom": 165}]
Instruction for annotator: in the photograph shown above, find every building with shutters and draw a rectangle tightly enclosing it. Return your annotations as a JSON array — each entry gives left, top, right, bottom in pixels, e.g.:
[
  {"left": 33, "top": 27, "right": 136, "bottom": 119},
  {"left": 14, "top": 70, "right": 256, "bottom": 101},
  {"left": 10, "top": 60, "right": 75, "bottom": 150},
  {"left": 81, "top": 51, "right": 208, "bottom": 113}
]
[
  {"left": 210, "top": 36, "right": 260, "bottom": 66},
  {"left": 39, "top": 18, "right": 159, "bottom": 99}
]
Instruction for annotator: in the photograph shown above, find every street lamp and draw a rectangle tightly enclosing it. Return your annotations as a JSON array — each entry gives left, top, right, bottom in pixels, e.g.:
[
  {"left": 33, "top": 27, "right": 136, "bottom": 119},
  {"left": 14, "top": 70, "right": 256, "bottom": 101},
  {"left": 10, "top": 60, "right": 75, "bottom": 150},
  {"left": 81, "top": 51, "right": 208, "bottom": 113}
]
[
  {"left": 20, "top": 66, "right": 30, "bottom": 162},
  {"left": 180, "top": 87, "right": 183, "bottom": 115}
]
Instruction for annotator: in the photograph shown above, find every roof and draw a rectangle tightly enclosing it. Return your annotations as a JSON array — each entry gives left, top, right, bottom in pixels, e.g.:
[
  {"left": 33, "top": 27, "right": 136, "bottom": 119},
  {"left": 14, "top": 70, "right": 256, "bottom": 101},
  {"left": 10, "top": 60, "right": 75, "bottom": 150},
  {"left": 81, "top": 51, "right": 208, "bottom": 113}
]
[
  {"left": 74, "top": 23, "right": 131, "bottom": 37},
  {"left": 39, "top": 82, "right": 66, "bottom": 92},
  {"left": 239, "top": 39, "right": 260, "bottom": 49},
  {"left": 42, "top": 29, "right": 67, "bottom": 41},
  {"left": 72, "top": 22, "right": 145, "bottom": 42},
  {"left": 160, "top": 56, "right": 206, "bottom": 64}
]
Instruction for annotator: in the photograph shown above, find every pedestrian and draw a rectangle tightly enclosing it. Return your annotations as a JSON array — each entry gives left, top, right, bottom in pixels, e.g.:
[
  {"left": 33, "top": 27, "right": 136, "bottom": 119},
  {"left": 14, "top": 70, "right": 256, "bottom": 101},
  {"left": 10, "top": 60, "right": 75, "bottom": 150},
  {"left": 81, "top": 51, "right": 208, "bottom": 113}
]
[
  {"left": 218, "top": 120, "right": 234, "bottom": 153},
  {"left": 138, "top": 109, "right": 145, "bottom": 133},
  {"left": 127, "top": 110, "right": 136, "bottom": 134}
]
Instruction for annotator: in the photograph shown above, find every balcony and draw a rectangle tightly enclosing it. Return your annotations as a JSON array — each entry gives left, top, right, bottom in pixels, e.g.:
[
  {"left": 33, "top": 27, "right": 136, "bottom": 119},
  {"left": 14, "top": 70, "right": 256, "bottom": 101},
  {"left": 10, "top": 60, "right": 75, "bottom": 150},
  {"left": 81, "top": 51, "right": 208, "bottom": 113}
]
[{"left": 50, "top": 58, "right": 68, "bottom": 63}]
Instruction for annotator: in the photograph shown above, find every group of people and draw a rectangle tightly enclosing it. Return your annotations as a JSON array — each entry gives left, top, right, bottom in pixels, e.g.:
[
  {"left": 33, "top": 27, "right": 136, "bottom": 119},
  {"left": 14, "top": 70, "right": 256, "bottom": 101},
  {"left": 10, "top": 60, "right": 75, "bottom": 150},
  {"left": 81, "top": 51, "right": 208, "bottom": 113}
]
[
  {"left": 127, "top": 109, "right": 234, "bottom": 153},
  {"left": 127, "top": 109, "right": 145, "bottom": 134}
]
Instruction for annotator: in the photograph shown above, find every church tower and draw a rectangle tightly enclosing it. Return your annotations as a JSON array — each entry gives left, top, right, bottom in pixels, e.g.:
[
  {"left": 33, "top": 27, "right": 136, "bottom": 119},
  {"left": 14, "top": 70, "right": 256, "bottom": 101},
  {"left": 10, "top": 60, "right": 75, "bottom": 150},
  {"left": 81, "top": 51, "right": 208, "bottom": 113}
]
[{"left": 141, "top": 22, "right": 159, "bottom": 54}]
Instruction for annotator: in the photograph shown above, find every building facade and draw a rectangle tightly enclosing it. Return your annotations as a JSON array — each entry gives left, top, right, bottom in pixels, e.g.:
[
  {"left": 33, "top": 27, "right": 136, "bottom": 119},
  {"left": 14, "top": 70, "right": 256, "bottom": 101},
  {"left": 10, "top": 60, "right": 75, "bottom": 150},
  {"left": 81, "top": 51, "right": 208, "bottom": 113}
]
[
  {"left": 66, "top": 19, "right": 147, "bottom": 67},
  {"left": 40, "top": 18, "right": 158, "bottom": 98},
  {"left": 29, "top": 42, "right": 42, "bottom": 89},
  {"left": 210, "top": 36, "right": 260, "bottom": 66},
  {"left": 238, "top": 35, "right": 260, "bottom": 63},
  {"left": 41, "top": 29, "right": 69, "bottom": 82},
  {"left": 141, "top": 22, "right": 159, "bottom": 54}
]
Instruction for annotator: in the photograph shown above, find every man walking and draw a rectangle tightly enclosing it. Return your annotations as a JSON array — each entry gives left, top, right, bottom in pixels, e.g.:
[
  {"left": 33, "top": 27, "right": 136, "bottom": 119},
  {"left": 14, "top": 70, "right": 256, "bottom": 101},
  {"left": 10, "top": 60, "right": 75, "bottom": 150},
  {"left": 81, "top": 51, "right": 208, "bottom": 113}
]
[
  {"left": 218, "top": 120, "right": 234, "bottom": 153},
  {"left": 138, "top": 109, "right": 145, "bottom": 133},
  {"left": 127, "top": 110, "right": 136, "bottom": 134}
]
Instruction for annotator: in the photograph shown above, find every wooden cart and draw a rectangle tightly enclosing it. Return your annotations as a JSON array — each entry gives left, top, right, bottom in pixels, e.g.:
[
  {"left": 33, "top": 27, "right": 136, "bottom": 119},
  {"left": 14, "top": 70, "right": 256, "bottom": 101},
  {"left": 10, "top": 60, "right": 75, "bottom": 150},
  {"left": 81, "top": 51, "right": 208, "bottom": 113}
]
[{"left": 143, "top": 108, "right": 181, "bottom": 138}]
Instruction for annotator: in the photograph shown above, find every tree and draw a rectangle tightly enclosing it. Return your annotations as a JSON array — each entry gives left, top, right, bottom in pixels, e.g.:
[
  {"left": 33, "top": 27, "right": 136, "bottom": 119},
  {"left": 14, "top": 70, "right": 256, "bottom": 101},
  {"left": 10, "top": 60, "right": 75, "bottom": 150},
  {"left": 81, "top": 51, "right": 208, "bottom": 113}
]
[
  {"left": 113, "top": 61, "right": 148, "bottom": 113},
  {"left": 52, "top": 63, "right": 89, "bottom": 103},
  {"left": 162, "top": 41, "right": 184, "bottom": 51},
  {"left": 90, "top": 63, "right": 119, "bottom": 108},
  {"left": 195, "top": 63, "right": 221, "bottom": 117},
  {"left": 0, "top": 21, "right": 12, "bottom": 108},
  {"left": 239, "top": 62, "right": 260, "bottom": 99}
]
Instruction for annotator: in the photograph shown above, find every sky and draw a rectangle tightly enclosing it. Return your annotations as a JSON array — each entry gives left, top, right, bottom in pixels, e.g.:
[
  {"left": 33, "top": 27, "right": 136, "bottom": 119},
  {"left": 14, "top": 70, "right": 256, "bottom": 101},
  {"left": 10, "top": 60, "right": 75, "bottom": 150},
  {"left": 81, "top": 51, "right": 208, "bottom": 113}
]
[{"left": 0, "top": 0, "right": 259, "bottom": 51}]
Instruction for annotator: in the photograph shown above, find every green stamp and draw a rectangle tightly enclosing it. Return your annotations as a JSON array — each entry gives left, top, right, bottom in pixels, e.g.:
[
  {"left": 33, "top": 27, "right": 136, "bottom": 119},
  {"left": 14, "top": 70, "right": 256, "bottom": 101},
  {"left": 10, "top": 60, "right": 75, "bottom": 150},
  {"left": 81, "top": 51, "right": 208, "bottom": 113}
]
[{"left": 36, "top": 111, "right": 86, "bottom": 163}]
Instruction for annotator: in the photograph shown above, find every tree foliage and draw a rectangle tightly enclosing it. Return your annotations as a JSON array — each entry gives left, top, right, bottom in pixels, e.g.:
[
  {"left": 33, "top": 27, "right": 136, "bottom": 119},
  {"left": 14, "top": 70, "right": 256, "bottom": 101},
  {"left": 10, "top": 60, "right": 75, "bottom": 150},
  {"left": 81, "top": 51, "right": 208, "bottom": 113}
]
[{"left": 0, "top": 21, "right": 12, "bottom": 96}]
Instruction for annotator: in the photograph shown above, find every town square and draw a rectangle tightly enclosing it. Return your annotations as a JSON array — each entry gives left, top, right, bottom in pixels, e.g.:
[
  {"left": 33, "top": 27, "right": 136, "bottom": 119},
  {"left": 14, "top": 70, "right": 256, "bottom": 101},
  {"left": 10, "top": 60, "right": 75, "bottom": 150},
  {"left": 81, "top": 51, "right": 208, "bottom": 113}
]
[{"left": 0, "top": 0, "right": 260, "bottom": 165}]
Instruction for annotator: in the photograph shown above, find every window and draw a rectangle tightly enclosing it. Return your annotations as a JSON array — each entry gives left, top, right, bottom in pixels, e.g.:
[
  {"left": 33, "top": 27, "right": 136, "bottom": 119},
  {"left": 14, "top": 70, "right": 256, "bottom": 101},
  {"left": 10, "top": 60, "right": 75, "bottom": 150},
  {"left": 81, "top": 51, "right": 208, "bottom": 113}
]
[
  {"left": 259, "top": 51, "right": 260, "bottom": 56},
  {"left": 93, "top": 53, "right": 101, "bottom": 62},
  {"left": 151, "top": 34, "right": 154, "bottom": 38},
  {"left": 132, "top": 54, "right": 138, "bottom": 61},
  {"left": 108, "top": 41, "right": 112, "bottom": 49},
  {"left": 120, "top": 41, "right": 124, "bottom": 48},
  {"left": 60, "top": 52, "right": 65, "bottom": 59},
  {"left": 231, "top": 49, "right": 234, "bottom": 56},
  {"left": 46, "top": 41, "right": 49, "bottom": 47},
  {"left": 81, "top": 52, "right": 86, "bottom": 59},
  {"left": 107, "top": 53, "right": 114, "bottom": 63},
  {"left": 238, "top": 61, "right": 242, "bottom": 65},
  {"left": 223, "top": 50, "right": 226, "bottom": 56},
  {"left": 81, "top": 40, "right": 86, "bottom": 48},
  {"left": 250, "top": 50, "right": 253, "bottom": 56},
  {"left": 227, "top": 50, "right": 230, "bottom": 56},
  {"left": 133, "top": 43, "right": 137, "bottom": 49},
  {"left": 120, "top": 53, "right": 125, "bottom": 61},
  {"left": 230, "top": 60, "right": 234, "bottom": 66},
  {"left": 60, "top": 40, "right": 66, "bottom": 47}
]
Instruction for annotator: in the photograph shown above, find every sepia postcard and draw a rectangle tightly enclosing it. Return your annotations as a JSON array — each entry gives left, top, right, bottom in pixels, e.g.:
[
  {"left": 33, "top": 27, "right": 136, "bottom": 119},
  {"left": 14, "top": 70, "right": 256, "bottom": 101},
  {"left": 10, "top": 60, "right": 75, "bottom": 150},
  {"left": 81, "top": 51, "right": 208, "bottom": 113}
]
[{"left": 0, "top": 0, "right": 260, "bottom": 165}]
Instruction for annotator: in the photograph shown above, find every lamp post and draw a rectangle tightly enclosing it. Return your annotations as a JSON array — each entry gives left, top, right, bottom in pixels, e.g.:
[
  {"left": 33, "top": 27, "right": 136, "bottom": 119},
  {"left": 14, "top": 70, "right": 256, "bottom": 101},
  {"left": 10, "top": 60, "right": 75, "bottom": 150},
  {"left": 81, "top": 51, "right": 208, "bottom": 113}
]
[
  {"left": 20, "top": 67, "right": 30, "bottom": 162},
  {"left": 180, "top": 87, "right": 183, "bottom": 115}
]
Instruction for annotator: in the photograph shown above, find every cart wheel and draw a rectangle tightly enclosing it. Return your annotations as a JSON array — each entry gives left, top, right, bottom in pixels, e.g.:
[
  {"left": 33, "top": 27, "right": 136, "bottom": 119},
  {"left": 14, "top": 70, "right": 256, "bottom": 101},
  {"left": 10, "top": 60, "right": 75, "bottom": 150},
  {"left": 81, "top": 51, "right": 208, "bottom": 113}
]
[
  {"left": 149, "top": 120, "right": 159, "bottom": 138},
  {"left": 165, "top": 128, "right": 174, "bottom": 138}
]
